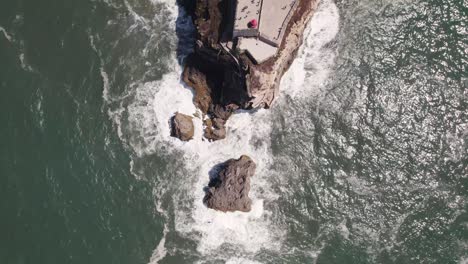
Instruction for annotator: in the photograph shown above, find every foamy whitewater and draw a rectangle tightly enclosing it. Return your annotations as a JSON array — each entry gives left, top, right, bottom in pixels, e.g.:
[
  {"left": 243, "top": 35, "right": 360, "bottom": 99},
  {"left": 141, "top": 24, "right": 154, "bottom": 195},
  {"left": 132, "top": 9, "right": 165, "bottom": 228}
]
[
  {"left": 0, "top": 26, "right": 13, "bottom": 42},
  {"left": 104, "top": 0, "right": 340, "bottom": 262}
]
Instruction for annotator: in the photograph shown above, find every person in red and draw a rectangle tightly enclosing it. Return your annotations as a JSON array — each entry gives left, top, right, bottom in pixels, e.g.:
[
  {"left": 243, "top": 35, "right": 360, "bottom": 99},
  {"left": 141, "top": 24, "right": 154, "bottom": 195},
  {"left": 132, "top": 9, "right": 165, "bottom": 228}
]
[{"left": 248, "top": 19, "right": 258, "bottom": 29}]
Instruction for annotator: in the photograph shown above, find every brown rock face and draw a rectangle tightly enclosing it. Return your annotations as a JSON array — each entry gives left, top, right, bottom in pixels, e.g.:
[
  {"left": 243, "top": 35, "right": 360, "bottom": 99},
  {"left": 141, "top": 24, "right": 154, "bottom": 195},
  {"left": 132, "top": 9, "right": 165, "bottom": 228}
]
[
  {"left": 203, "top": 117, "right": 226, "bottom": 141},
  {"left": 170, "top": 112, "right": 194, "bottom": 141},
  {"left": 204, "top": 155, "right": 256, "bottom": 212},
  {"left": 246, "top": 0, "right": 319, "bottom": 108},
  {"left": 182, "top": 65, "right": 212, "bottom": 114}
]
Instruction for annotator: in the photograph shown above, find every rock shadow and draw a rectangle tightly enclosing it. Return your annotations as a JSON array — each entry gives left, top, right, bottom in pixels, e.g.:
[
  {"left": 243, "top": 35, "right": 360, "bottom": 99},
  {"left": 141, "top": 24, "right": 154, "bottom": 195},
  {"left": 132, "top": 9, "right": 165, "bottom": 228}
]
[
  {"left": 203, "top": 161, "right": 228, "bottom": 194},
  {"left": 175, "top": 0, "right": 196, "bottom": 66}
]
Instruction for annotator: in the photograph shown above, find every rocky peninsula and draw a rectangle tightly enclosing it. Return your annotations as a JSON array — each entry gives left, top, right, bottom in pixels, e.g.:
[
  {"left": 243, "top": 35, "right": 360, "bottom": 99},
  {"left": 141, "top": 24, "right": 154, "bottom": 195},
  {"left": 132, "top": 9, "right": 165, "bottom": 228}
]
[
  {"left": 173, "top": 0, "right": 319, "bottom": 212},
  {"left": 173, "top": 0, "right": 320, "bottom": 142}
]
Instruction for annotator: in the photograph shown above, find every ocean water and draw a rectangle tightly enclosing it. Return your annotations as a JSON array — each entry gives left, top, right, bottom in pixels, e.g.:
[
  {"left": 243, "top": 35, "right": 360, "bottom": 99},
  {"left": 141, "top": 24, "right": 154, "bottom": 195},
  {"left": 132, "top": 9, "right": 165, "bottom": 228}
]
[{"left": 0, "top": 0, "right": 467, "bottom": 263}]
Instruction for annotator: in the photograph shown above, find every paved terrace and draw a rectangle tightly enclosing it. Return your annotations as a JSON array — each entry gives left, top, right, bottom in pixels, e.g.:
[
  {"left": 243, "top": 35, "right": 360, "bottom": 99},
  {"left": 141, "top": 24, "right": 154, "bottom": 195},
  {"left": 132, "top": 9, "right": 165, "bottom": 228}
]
[
  {"left": 233, "top": 0, "right": 262, "bottom": 38},
  {"left": 232, "top": 0, "right": 298, "bottom": 63},
  {"left": 237, "top": 37, "right": 278, "bottom": 64},
  {"left": 259, "top": 0, "right": 299, "bottom": 47}
]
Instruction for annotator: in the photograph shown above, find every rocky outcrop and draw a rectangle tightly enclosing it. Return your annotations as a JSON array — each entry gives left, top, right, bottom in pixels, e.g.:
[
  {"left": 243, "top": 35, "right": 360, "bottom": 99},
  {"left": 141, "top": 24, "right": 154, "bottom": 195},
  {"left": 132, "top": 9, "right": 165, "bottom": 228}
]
[
  {"left": 180, "top": 0, "right": 319, "bottom": 140},
  {"left": 204, "top": 155, "right": 256, "bottom": 212},
  {"left": 243, "top": 0, "right": 318, "bottom": 108},
  {"left": 246, "top": 0, "right": 320, "bottom": 108},
  {"left": 170, "top": 112, "right": 194, "bottom": 141}
]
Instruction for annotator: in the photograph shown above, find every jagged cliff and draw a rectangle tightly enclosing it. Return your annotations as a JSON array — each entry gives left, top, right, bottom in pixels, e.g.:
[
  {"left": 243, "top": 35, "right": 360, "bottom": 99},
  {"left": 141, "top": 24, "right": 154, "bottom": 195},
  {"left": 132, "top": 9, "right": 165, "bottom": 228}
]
[{"left": 179, "top": 0, "right": 319, "bottom": 141}]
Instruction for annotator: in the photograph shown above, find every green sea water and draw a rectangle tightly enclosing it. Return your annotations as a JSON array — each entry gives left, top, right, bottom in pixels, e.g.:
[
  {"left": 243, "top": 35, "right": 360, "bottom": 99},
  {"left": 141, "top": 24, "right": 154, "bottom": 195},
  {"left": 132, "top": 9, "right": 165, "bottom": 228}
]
[
  {"left": 0, "top": 0, "right": 467, "bottom": 263},
  {"left": 0, "top": 0, "right": 163, "bottom": 263}
]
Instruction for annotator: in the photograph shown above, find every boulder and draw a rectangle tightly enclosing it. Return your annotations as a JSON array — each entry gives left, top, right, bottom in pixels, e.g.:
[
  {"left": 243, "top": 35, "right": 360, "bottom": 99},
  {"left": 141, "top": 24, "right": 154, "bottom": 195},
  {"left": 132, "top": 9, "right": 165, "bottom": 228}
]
[
  {"left": 204, "top": 155, "right": 256, "bottom": 212},
  {"left": 170, "top": 112, "right": 194, "bottom": 141}
]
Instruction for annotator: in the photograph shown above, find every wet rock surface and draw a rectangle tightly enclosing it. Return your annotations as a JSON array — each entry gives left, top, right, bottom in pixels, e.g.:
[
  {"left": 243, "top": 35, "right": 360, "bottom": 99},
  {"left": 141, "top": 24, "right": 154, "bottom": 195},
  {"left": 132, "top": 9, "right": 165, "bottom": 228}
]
[
  {"left": 170, "top": 112, "right": 194, "bottom": 141},
  {"left": 203, "top": 117, "right": 227, "bottom": 141},
  {"left": 204, "top": 155, "right": 256, "bottom": 212}
]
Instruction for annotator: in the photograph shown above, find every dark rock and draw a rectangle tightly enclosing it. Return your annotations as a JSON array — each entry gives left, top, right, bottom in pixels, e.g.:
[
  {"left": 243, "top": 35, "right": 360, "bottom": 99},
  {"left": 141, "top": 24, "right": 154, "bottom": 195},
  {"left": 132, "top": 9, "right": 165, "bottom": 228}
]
[
  {"left": 203, "top": 118, "right": 226, "bottom": 141},
  {"left": 204, "top": 155, "right": 256, "bottom": 212},
  {"left": 212, "top": 118, "right": 225, "bottom": 129},
  {"left": 211, "top": 105, "right": 233, "bottom": 121},
  {"left": 170, "top": 112, "right": 194, "bottom": 141},
  {"left": 182, "top": 63, "right": 212, "bottom": 114}
]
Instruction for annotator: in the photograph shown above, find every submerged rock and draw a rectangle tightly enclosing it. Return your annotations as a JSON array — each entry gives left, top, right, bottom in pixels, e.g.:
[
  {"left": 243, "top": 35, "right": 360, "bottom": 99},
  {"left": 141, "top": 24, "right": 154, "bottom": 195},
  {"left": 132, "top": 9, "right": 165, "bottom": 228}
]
[
  {"left": 204, "top": 155, "right": 256, "bottom": 212},
  {"left": 170, "top": 112, "right": 194, "bottom": 141}
]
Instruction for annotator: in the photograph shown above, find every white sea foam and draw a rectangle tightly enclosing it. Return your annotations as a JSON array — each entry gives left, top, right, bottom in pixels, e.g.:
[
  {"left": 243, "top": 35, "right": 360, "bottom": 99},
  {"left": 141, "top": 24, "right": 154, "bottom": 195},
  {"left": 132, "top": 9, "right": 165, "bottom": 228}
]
[
  {"left": 151, "top": 0, "right": 178, "bottom": 18},
  {"left": 148, "top": 225, "right": 168, "bottom": 263},
  {"left": 172, "top": 111, "right": 281, "bottom": 255},
  {"left": 128, "top": 69, "right": 282, "bottom": 255},
  {"left": 18, "top": 53, "right": 35, "bottom": 72},
  {"left": 100, "top": 67, "right": 110, "bottom": 101},
  {"left": 148, "top": 201, "right": 169, "bottom": 264},
  {"left": 120, "top": 59, "right": 280, "bottom": 260},
  {"left": 0, "top": 26, "right": 13, "bottom": 42},
  {"left": 281, "top": 0, "right": 340, "bottom": 99},
  {"left": 102, "top": 0, "right": 340, "bottom": 261},
  {"left": 0, "top": 25, "right": 37, "bottom": 73},
  {"left": 88, "top": 34, "right": 111, "bottom": 103},
  {"left": 225, "top": 258, "right": 264, "bottom": 264}
]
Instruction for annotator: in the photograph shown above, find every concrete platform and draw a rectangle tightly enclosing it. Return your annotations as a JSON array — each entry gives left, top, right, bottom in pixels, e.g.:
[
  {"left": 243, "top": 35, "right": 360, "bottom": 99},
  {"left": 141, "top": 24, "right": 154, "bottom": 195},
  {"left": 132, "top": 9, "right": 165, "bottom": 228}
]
[
  {"left": 238, "top": 37, "right": 278, "bottom": 64},
  {"left": 233, "top": 0, "right": 262, "bottom": 38},
  {"left": 232, "top": 0, "right": 298, "bottom": 64},
  {"left": 259, "top": 0, "right": 298, "bottom": 47}
]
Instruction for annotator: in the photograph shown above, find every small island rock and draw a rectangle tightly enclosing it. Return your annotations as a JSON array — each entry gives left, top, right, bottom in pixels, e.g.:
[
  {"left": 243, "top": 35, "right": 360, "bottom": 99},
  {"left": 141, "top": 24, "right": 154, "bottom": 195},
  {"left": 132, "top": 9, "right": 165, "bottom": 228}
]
[
  {"left": 204, "top": 155, "right": 256, "bottom": 212},
  {"left": 170, "top": 112, "right": 194, "bottom": 141}
]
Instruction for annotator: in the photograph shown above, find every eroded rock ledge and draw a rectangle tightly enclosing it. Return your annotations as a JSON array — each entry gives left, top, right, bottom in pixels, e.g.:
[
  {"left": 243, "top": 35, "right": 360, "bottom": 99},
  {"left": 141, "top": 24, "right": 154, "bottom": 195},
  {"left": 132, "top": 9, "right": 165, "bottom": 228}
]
[{"left": 180, "top": 0, "right": 319, "bottom": 141}]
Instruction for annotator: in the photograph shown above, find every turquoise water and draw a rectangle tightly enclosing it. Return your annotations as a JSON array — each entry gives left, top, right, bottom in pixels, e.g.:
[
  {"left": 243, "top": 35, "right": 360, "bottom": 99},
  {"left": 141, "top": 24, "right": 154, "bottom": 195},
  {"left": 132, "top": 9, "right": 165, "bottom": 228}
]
[{"left": 1, "top": 0, "right": 467, "bottom": 263}]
